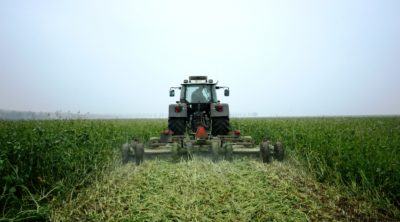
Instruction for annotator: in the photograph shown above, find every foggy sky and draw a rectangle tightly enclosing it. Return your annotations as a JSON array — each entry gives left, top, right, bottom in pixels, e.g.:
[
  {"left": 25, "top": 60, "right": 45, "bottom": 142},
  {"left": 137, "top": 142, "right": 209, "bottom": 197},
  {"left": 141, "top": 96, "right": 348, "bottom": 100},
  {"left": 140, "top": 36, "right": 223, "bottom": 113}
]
[{"left": 1, "top": 0, "right": 399, "bottom": 117}]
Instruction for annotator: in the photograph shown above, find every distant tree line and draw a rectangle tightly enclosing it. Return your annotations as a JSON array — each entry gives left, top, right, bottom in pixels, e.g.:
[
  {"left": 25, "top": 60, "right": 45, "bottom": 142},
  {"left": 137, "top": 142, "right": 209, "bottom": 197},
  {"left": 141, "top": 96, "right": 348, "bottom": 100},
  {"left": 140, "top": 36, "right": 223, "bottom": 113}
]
[{"left": 0, "top": 110, "right": 90, "bottom": 120}]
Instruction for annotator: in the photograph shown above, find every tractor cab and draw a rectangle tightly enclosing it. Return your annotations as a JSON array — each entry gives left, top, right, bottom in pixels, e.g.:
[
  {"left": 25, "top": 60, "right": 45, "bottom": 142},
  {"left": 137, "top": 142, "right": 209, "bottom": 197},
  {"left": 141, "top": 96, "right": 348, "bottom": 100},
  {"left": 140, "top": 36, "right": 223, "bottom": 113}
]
[{"left": 169, "top": 76, "right": 229, "bottom": 104}]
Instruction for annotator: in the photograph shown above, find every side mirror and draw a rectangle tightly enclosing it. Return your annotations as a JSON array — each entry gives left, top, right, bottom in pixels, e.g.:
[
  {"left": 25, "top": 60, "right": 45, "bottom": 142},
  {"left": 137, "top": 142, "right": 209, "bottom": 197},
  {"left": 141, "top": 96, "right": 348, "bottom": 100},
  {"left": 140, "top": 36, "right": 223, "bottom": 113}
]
[
  {"left": 169, "top": 90, "right": 175, "bottom": 97},
  {"left": 224, "top": 89, "right": 230, "bottom": 96}
]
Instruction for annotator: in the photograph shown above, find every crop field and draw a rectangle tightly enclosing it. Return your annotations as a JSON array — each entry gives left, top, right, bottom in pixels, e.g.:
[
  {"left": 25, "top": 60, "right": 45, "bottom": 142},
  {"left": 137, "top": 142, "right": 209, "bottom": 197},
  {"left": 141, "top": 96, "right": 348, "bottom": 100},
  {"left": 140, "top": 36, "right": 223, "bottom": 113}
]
[{"left": 0, "top": 117, "right": 399, "bottom": 221}]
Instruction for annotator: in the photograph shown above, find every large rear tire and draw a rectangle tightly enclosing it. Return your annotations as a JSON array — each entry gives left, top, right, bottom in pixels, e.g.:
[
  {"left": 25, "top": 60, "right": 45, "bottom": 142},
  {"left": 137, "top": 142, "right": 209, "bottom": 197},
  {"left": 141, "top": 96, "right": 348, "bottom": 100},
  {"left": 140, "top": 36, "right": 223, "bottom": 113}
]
[
  {"left": 211, "top": 117, "right": 231, "bottom": 136},
  {"left": 168, "top": 118, "right": 186, "bottom": 135}
]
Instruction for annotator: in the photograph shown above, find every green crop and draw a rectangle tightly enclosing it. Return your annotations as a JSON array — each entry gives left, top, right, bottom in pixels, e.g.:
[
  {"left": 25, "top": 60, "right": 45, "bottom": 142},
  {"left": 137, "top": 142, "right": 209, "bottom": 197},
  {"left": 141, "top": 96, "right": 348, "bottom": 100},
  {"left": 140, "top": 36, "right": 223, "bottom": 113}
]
[
  {"left": 231, "top": 117, "right": 400, "bottom": 210},
  {"left": 0, "top": 119, "right": 165, "bottom": 220},
  {"left": 0, "top": 117, "right": 399, "bottom": 221}
]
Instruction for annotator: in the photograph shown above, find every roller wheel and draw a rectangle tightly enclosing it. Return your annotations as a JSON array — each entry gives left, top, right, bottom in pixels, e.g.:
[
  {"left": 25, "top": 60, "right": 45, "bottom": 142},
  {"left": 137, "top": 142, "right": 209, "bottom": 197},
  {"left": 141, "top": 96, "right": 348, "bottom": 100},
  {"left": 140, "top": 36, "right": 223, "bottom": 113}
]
[
  {"left": 122, "top": 142, "right": 135, "bottom": 164},
  {"left": 260, "top": 141, "right": 271, "bottom": 163},
  {"left": 168, "top": 118, "right": 186, "bottom": 135},
  {"left": 274, "top": 142, "right": 284, "bottom": 161},
  {"left": 211, "top": 117, "right": 231, "bottom": 136},
  {"left": 211, "top": 140, "right": 221, "bottom": 161},
  {"left": 135, "top": 143, "right": 144, "bottom": 165},
  {"left": 224, "top": 143, "right": 233, "bottom": 161}
]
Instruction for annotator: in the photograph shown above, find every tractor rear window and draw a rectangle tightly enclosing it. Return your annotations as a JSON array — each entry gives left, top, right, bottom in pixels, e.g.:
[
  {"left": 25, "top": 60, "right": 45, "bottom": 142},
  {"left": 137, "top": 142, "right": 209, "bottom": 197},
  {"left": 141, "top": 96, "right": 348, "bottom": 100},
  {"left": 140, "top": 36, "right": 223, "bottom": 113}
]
[{"left": 185, "top": 85, "right": 214, "bottom": 103}]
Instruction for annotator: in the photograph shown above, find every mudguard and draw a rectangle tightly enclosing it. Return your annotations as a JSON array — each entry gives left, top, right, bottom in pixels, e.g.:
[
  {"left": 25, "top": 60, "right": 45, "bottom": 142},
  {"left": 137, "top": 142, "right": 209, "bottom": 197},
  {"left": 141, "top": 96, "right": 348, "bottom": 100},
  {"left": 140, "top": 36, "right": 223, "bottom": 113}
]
[
  {"left": 210, "top": 103, "right": 229, "bottom": 117},
  {"left": 168, "top": 104, "right": 188, "bottom": 118}
]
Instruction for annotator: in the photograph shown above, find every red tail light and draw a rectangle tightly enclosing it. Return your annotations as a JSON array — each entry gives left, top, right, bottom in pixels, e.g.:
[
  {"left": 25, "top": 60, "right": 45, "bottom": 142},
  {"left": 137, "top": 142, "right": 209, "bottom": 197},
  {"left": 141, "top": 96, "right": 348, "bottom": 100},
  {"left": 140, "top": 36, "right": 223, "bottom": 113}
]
[
  {"left": 175, "top": 106, "right": 182, "bottom": 113},
  {"left": 216, "top": 105, "right": 223, "bottom": 112}
]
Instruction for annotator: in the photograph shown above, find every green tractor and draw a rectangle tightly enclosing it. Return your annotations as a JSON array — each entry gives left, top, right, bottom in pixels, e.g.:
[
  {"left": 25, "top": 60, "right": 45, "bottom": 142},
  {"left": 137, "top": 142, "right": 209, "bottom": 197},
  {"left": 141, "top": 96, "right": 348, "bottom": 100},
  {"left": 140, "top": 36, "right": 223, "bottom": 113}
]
[
  {"left": 168, "top": 76, "right": 231, "bottom": 136},
  {"left": 122, "top": 76, "right": 284, "bottom": 165}
]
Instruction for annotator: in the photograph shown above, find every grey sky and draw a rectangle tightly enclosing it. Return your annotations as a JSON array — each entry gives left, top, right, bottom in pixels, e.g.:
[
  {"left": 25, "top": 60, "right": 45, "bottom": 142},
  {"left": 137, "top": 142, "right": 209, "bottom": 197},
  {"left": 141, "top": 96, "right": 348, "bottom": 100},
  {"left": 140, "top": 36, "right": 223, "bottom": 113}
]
[{"left": 1, "top": 0, "right": 399, "bottom": 117}]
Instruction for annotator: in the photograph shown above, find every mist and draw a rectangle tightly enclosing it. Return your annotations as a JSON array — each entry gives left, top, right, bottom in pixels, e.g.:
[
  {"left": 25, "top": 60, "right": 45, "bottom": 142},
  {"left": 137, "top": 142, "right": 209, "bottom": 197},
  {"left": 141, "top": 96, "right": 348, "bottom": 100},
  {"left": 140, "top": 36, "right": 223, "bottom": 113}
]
[{"left": 1, "top": 0, "right": 399, "bottom": 117}]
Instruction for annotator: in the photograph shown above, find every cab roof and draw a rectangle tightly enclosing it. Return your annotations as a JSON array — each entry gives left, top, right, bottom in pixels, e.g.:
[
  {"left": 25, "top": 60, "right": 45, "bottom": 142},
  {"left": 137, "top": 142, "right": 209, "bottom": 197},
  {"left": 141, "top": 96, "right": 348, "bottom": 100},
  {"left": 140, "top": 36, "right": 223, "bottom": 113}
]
[{"left": 182, "top": 76, "right": 216, "bottom": 85}]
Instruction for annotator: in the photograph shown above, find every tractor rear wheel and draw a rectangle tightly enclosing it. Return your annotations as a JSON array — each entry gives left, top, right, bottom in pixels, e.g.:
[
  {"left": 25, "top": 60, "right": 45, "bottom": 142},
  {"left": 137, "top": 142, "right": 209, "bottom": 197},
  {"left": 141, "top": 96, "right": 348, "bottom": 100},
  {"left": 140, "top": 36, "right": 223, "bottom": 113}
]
[
  {"left": 211, "top": 117, "right": 231, "bottom": 136},
  {"left": 168, "top": 118, "right": 186, "bottom": 135}
]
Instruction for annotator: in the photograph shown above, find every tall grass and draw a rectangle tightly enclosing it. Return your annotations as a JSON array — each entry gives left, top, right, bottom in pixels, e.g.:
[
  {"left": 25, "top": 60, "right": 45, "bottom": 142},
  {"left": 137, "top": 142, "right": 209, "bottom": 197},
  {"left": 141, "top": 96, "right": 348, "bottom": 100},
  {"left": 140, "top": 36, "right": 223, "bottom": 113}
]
[
  {"left": 0, "top": 119, "right": 165, "bottom": 220},
  {"left": 232, "top": 117, "right": 400, "bottom": 212},
  {"left": 0, "top": 117, "right": 399, "bottom": 220}
]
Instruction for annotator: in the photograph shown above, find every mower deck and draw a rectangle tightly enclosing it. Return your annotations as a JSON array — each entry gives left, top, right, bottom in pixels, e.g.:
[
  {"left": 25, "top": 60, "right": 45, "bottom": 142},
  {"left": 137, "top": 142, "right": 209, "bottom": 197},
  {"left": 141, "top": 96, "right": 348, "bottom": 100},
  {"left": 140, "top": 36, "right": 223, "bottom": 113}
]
[{"left": 122, "top": 133, "right": 284, "bottom": 165}]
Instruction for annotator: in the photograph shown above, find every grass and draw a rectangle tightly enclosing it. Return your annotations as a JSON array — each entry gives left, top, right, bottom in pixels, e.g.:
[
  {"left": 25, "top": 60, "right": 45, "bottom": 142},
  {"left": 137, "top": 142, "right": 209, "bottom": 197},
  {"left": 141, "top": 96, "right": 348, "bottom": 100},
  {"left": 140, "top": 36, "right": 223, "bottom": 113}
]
[
  {"left": 0, "top": 119, "right": 165, "bottom": 220},
  {"left": 51, "top": 158, "right": 381, "bottom": 221},
  {"left": 0, "top": 117, "right": 399, "bottom": 221},
  {"left": 231, "top": 117, "right": 400, "bottom": 213}
]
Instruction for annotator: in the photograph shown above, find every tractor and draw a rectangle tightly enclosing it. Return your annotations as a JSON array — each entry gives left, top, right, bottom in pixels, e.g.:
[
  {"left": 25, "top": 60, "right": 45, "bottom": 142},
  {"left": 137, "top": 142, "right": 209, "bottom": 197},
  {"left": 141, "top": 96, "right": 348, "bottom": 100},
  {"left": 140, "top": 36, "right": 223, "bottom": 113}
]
[
  {"left": 168, "top": 75, "right": 231, "bottom": 137},
  {"left": 122, "top": 76, "right": 284, "bottom": 165}
]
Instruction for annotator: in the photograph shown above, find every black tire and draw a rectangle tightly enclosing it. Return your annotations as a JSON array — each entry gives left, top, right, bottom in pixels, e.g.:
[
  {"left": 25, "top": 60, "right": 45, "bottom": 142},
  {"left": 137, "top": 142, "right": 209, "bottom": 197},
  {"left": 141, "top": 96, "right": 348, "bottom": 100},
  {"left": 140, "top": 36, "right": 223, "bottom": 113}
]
[
  {"left": 224, "top": 143, "right": 233, "bottom": 161},
  {"left": 122, "top": 143, "right": 132, "bottom": 164},
  {"left": 274, "top": 142, "right": 284, "bottom": 161},
  {"left": 260, "top": 141, "right": 271, "bottom": 163},
  {"left": 168, "top": 118, "right": 186, "bottom": 135},
  {"left": 211, "top": 117, "right": 231, "bottom": 136},
  {"left": 135, "top": 143, "right": 144, "bottom": 165}
]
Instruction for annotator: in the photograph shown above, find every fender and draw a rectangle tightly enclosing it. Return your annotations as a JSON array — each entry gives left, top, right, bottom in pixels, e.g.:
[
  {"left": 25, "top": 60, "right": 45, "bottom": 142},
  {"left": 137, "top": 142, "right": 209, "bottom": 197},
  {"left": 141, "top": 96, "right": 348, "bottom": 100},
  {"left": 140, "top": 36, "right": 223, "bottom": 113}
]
[
  {"left": 210, "top": 103, "right": 229, "bottom": 117},
  {"left": 168, "top": 104, "right": 188, "bottom": 118}
]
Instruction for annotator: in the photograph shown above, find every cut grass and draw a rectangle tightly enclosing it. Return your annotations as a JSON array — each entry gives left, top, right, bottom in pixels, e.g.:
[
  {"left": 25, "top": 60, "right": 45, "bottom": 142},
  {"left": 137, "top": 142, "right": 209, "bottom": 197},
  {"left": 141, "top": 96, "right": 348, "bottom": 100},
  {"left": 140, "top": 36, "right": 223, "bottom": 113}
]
[{"left": 51, "top": 156, "right": 385, "bottom": 221}]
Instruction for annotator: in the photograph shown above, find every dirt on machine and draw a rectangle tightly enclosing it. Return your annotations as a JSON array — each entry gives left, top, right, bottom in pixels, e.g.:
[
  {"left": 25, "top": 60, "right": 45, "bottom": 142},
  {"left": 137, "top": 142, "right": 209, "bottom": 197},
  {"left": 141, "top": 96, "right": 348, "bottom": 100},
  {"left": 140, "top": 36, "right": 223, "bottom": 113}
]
[{"left": 122, "top": 76, "right": 284, "bottom": 165}]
